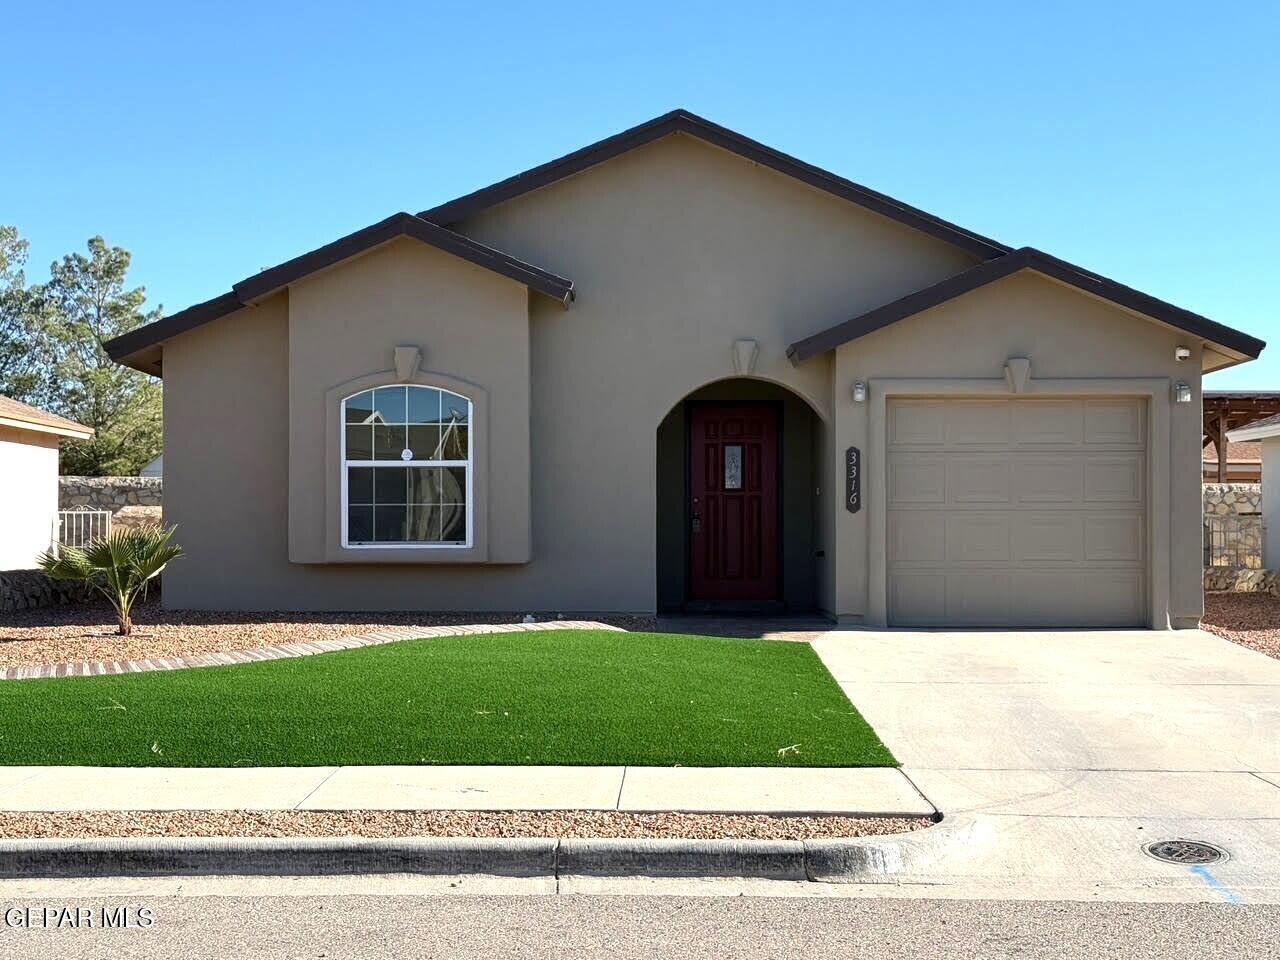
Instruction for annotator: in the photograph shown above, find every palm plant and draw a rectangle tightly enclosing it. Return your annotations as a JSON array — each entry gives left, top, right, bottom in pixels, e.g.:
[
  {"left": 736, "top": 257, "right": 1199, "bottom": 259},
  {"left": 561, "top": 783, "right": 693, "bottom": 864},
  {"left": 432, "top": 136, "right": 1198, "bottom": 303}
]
[{"left": 39, "top": 526, "right": 183, "bottom": 636}]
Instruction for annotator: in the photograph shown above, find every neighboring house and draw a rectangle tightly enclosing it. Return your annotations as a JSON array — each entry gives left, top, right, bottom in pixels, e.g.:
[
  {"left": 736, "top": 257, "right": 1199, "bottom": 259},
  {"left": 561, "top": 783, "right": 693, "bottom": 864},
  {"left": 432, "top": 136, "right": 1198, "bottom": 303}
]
[
  {"left": 0, "top": 395, "right": 93, "bottom": 569},
  {"left": 104, "top": 109, "right": 1265, "bottom": 628},
  {"left": 141, "top": 454, "right": 163, "bottom": 478},
  {"left": 1202, "top": 440, "right": 1261, "bottom": 482},
  {"left": 1228, "top": 414, "right": 1280, "bottom": 567}
]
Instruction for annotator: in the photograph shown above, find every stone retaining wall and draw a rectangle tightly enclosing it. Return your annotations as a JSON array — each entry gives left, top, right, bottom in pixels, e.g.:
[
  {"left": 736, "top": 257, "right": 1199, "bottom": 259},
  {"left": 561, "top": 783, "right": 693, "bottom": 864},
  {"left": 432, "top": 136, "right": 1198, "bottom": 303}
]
[
  {"left": 1203, "top": 483, "right": 1262, "bottom": 516},
  {"left": 1204, "top": 568, "right": 1280, "bottom": 595},
  {"left": 58, "top": 476, "right": 162, "bottom": 530},
  {"left": 0, "top": 569, "right": 90, "bottom": 613}
]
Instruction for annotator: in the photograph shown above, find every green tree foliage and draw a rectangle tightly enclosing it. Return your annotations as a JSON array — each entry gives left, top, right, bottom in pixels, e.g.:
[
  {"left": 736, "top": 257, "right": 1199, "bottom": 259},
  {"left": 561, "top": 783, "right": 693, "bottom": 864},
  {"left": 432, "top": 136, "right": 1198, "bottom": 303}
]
[
  {"left": 0, "top": 226, "right": 42, "bottom": 400},
  {"left": 31, "top": 235, "right": 163, "bottom": 475}
]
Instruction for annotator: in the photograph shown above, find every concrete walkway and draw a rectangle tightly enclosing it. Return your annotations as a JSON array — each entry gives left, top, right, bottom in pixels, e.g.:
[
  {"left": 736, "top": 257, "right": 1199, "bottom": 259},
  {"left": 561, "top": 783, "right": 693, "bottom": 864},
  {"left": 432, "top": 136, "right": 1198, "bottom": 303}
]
[
  {"left": 811, "top": 627, "right": 1280, "bottom": 902},
  {"left": 0, "top": 765, "right": 934, "bottom": 816}
]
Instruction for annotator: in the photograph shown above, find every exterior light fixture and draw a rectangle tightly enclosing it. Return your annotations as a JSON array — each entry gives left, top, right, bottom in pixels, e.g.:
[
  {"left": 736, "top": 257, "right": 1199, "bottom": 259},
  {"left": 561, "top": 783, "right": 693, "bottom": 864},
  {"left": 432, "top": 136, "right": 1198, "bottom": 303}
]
[
  {"left": 1173, "top": 381, "right": 1192, "bottom": 403},
  {"left": 1175, "top": 346, "right": 1191, "bottom": 362},
  {"left": 852, "top": 380, "right": 866, "bottom": 403}
]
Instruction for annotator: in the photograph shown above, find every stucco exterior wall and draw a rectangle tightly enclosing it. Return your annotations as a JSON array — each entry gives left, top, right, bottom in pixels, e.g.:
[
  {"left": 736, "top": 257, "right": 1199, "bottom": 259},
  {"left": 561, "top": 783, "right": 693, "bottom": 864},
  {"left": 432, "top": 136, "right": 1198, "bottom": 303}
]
[
  {"left": 0, "top": 426, "right": 59, "bottom": 569},
  {"left": 157, "top": 133, "right": 1210, "bottom": 624},
  {"left": 830, "top": 272, "right": 1203, "bottom": 627},
  {"left": 1262, "top": 439, "right": 1280, "bottom": 568}
]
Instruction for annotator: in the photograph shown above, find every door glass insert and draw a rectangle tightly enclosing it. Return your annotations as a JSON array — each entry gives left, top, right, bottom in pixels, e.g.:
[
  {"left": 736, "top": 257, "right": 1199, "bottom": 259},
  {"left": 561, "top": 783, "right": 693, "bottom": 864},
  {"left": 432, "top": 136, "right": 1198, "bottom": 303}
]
[{"left": 724, "top": 444, "right": 743, "bottom": 490}]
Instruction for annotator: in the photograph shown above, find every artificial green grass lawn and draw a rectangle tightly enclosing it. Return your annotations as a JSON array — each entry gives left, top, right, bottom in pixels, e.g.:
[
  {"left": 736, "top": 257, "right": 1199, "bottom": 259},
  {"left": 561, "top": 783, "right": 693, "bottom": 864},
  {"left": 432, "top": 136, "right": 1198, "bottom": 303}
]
[{"left": 0, "top": 630, "right": 895, "bottom": 768}]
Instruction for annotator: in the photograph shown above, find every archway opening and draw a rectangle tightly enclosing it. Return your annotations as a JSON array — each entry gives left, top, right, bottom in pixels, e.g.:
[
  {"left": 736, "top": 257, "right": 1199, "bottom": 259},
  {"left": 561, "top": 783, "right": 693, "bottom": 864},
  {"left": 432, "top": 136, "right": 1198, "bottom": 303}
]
[{"left": 655, "top": 378, "right": 825, "bottom": 613}]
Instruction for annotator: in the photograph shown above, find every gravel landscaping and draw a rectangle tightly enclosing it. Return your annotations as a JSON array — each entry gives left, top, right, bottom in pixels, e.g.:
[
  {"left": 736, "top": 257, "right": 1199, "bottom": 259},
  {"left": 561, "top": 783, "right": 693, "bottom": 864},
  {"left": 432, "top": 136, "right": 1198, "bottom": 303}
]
[
  {"left": 0, "top": 810, "right": 930, "bottom": 840},
  {"left": 0, "top": 597, "right": 654, "bottom": 669},
  {"left": 1202, "top": 592, "right": 1280, "bottom": 660}
]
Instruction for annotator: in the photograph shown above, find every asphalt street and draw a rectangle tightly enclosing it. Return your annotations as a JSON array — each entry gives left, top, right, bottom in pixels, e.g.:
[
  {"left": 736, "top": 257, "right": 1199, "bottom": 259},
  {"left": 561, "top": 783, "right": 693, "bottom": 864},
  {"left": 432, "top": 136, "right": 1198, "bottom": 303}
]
[{"left": 1, "top": 894, "right": 1275, "bottom": 960}]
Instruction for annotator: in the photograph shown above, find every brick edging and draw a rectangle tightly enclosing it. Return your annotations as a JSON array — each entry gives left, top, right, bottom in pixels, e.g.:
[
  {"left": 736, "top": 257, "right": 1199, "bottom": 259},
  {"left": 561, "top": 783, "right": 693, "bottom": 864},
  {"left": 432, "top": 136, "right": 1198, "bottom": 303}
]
[{"left": 0, "top": 621, "right": 623, "bottom": 682}]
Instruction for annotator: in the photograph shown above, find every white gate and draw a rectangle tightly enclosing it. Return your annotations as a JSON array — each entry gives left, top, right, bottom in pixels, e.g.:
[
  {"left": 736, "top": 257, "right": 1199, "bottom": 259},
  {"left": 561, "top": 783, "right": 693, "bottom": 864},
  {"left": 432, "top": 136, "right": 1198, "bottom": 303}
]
[{"left": 56, "top": 510, "right": 112, "bottom": 549}]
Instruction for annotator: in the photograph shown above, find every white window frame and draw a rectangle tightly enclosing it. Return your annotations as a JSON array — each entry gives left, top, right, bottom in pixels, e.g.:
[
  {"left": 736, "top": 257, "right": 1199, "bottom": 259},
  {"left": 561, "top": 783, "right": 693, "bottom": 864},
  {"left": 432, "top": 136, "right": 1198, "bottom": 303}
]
[{"left": 340, "top": 385, "right": 474, "bottom": 549}]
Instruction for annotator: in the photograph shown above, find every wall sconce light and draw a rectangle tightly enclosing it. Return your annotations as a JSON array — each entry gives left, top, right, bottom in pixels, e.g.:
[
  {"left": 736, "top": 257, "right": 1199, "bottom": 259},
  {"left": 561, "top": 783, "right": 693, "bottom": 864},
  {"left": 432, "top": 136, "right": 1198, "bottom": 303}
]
[
  {"left": 1173, "top": 381, "right": 1192, "bottom": 403},
  {"left": 852, "top": 380, "right": 866, "bottom": 403},
  {"left": 1175, "top": 345, "right": 1191, "bottom": 362}
]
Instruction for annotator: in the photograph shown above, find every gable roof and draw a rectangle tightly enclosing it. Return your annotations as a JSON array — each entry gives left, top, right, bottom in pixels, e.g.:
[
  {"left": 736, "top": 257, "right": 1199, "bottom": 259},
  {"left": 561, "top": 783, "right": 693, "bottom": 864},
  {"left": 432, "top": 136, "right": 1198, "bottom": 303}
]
[
  {"left": 418, "top": 109, "right": 1011, "bottom": 260},
  {"left": 105, "top": 212, "right": 575, "bottom": 374},
  {"left": 1228, "top": 412, "right": 1280, "bottom": 442},
  {"left": 786, "top": 246, "right": 1266, "bottom": 365},
  {"left": 0, "top": 395, "right": 93, "bottom": 439}
]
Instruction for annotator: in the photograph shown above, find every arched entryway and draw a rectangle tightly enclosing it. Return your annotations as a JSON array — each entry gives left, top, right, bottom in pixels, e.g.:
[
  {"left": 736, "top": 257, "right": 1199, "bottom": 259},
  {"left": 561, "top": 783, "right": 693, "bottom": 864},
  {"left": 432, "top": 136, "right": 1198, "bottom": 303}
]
[{"left": 655, "top": 378, "right": 825, "bottom": 613}]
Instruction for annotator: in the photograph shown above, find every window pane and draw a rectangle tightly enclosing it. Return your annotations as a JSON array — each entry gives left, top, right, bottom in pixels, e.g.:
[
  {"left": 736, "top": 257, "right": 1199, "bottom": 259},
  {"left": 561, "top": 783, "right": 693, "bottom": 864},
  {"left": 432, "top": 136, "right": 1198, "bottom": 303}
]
[
  {"left": 439, "top": 424, "right": 468, "bottom": 461},
  {"left": 373, "top": 467, "right": 407, "bottom": 505},
  {"left": 347, "top": 467, "right": 374, "bottom": 504},
  {"left": 374, "top": 504, "right": 408, "bottom": 542},
  {"left": 441, "top": 466, "right": 467, "bottom": 503},
  {"left": 407, "top": 502, "right": 441, "bottom": 541},
  {"left": 347, "top": 505, "right": 373, "bottom": 543},
  {"left": 440, "top": 502, "right": 466, "bottom": 542},
  {"left": 442, "top": 391, "right": 469, "bottom": 425},
  {"left": 345, "top": 425, "right": 373, "bottom": 461},
  {"left": 345, "top": 390, "right": 375, "bottom": 424},
  {"left": 372, "top": 386, "right": 406, "bottom": 425},
  {"left": 373, "top": 424, "right": 406, "bottom": 460},
  {"left": 407, "top": 387, "right": 441, "bottom": 425},
  {"left": 407, "top": 466, "right": 441, "bottom": 505},
  {"left": 724, "top": 444, "right": 743, "bottom": 490},
  {"left": 406, "top": 425, "right": 440, "bottom": 461}
]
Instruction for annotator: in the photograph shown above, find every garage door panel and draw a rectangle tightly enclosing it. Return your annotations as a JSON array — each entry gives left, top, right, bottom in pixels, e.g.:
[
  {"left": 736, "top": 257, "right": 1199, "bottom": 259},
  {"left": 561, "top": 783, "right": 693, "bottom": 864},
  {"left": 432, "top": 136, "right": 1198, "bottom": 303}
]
[
  {"left": 1085, "top": 400, "right": 1144, "bottom": 446},
  {"left": 1012, "top": 515, "right": 1083, "bottom": 562},
  {"left": 887, "top": 457, "right": 946, "bottom": 504},
  {"left": 889, "top": 401, "right": 947, "bottom": 446},
  {"left": 1013, "top": 458, "right": 1084, "bottom": 504},
  {"left": 887, "top": 397, "right": 1146, "bottom": 628},
  {"left": 945, "top": 574, "right": 1012, "bottom": 625},
  {"left": 948, "top": 458, "right": 1011, "bottom": 503},
  {"left": 889, "top": 512, "right": 944, "bottom": 563},
  {"left": 945, "top": 515, "right": 1012, "bottom": 563},
  {"left": 1084, "top": 514, "right": 1143, "bottom": 562},
  {"left": 1084, "top": 456, "right": 1144, "bottom": 504},
  {"left": 1011, "top": 400, "right": 1084, "bottom": 447},
  {"left": 946, "top": 402, "right": 1012, "bottom": 446},
  {"left": 889, "top": 574, "right": 945, "bottom": 625}
]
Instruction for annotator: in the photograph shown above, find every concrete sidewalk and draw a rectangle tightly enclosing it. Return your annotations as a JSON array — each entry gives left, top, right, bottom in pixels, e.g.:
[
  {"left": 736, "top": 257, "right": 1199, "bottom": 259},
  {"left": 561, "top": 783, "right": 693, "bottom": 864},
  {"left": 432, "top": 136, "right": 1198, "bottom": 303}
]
[{"left": 0, "top": 765, "right": 934, "bottom": 816}]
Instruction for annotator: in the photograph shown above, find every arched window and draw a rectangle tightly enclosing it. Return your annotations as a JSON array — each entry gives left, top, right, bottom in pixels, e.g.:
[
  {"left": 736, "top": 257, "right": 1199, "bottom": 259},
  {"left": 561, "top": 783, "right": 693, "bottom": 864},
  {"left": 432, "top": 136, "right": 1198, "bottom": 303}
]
[{"left": 341, "top": 385, "right": 471, "bottom": 547}]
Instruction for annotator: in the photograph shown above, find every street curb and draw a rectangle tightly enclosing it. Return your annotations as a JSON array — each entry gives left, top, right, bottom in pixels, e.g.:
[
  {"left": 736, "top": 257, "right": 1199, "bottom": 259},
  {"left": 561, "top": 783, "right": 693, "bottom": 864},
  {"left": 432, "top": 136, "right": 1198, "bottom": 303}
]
[
  {"left": 0, "top": 837, "right": 557, "bottom": 879},
  {"left": 0, "top": 818, "right": 978, "bottom": 882}
]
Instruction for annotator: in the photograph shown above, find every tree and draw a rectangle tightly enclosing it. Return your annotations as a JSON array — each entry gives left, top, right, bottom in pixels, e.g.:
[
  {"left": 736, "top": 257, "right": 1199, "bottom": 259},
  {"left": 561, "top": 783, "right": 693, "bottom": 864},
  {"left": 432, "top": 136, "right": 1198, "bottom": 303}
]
[
  {"left": 39, "top": 526, "right": 182, "bottom": 635},
  {"left": 35, "top": 236, "right": 163, "bottom": 475},
  {"left": 0, "top": 225, "right": 41, "bottom": 400}
]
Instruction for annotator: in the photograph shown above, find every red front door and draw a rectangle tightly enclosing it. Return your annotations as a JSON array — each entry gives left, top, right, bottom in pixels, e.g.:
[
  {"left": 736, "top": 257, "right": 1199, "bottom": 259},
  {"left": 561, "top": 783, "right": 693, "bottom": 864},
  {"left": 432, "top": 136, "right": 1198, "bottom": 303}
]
[{"left": 689, "top": 406, "right": 779, "bottom": 605}]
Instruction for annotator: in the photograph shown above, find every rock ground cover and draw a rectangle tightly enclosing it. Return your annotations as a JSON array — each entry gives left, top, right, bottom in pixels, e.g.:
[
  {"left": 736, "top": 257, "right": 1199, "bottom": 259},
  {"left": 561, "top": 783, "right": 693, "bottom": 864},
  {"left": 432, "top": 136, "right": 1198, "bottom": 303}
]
[{"left": 1202, "top": 592, "right": 1280, "bottom": 660}]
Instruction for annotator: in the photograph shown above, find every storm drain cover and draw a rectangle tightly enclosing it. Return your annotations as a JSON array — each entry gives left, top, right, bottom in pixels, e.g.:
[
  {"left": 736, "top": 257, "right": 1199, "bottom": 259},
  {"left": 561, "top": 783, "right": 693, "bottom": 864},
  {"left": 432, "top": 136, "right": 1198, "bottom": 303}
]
[{"left": 1143, "top": 839, "right": 1227, "bottom": 865}]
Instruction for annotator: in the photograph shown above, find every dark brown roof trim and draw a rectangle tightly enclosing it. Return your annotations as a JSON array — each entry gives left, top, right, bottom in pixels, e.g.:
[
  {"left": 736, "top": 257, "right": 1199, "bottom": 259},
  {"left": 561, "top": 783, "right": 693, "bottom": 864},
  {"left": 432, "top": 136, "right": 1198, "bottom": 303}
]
[
  {"left": 418, "top": 109, "right": 1011, "bottom": 261},
  {"left": 786, "top": 247, "right": 1266, "bottom": 364},
  {"left": 105, "top": 213, "right": 574, "bottom": 369}
]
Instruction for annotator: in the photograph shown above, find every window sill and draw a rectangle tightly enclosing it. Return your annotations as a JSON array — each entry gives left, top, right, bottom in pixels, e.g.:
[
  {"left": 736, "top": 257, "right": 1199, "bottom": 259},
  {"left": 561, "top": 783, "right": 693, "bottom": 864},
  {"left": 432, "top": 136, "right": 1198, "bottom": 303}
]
[{"left": 315, "top": 542, "right": 491, "bottom": 564}]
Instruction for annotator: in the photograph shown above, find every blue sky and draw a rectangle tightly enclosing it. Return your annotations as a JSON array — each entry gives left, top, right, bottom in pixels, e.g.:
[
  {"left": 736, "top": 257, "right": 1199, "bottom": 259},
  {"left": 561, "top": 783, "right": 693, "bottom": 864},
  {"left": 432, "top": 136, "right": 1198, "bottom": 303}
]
[{"left": 4, "top": 1, "right": 1277, "bottom": 387}]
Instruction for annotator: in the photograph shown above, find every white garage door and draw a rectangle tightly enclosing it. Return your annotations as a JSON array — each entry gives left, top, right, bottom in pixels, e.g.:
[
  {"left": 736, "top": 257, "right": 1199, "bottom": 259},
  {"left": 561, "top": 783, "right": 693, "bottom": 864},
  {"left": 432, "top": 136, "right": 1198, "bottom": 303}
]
[{"left": 887, "top": 398, "right": 1147, "bottom": 627}]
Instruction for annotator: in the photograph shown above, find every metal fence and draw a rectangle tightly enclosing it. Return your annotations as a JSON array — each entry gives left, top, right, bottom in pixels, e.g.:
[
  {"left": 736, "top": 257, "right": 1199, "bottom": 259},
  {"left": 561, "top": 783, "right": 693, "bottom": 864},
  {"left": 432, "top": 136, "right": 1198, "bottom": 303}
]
[
  {"left": 55, "top": 509, "right": 112, "bottom": 550},
  {"left": 1204, "top": 514, "right": 1263, "bottom": 569}
]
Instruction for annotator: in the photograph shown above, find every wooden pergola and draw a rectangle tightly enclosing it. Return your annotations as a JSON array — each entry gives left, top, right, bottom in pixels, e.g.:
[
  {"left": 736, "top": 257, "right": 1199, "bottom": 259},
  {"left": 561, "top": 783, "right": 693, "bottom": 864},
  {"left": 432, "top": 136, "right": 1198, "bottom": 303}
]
[{"left": 1203, "top": 392, "right": 1280, "bottom": 482}]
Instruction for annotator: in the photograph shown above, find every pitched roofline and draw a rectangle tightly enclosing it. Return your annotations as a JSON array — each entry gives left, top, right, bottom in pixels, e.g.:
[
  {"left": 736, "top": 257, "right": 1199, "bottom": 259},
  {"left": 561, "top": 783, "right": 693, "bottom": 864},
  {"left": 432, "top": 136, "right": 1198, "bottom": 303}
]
[
  {"left": 105, "top": 213, "right": 575, "bottom": 372},
  {"left": 0, "top": 396, "right": 94, "bottom": 439},
  {"left": 418, "top": 109, "right": 1012, "bottom": 261},
  {"left": 786, "top": 247, "right": 1266, "bottom": 364}
]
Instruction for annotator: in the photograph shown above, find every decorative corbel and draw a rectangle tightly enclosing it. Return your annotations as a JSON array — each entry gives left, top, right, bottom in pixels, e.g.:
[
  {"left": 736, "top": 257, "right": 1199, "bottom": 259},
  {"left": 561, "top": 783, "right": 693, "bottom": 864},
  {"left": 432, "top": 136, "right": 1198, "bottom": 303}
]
[
  {"left": 1004, "top": 357, "right": 1031, "bottom": 394},
  {"left": 394, "top": 345, "right": 422, "bottom": 382},
  {"left": 733, "top": 339, "right": 759, "bottom": 375}
]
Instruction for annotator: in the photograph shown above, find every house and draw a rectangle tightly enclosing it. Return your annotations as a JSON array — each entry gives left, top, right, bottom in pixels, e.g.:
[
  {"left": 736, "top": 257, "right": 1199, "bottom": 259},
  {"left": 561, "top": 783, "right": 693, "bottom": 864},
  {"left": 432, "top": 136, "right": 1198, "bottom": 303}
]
[
  {"left": 1202, "top": 391, "right": 1280, "bottom": 482},
  {"left": 104, "top": 110, "right": 1265, "bottom": 628},
  {"left": 0, "top": 395, "right": 93, "bottom": 569},
  {"left": 140, "top": 453, "right": 163, "bottom": 478},
  {"left": 1202, "top": 441, "right": 1261, "bottom": 483},
  {"left": 1227, "top": 414, "right": 1280, "bottom": 567}
]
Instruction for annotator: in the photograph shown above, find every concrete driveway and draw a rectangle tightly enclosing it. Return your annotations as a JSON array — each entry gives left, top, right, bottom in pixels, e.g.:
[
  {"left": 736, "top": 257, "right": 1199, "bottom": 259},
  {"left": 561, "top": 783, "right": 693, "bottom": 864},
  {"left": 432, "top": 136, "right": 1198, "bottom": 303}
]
[{"left": 811, "top": 628, "right": 1280, "bottom": 901}]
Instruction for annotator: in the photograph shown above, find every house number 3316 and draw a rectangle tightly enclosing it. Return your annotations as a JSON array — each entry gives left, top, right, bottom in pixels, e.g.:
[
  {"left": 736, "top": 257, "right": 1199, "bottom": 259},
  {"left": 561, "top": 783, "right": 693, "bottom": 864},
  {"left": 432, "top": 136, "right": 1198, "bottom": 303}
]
[{"left": 845, "top": 447, "right": 861, "bottom": 514}]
